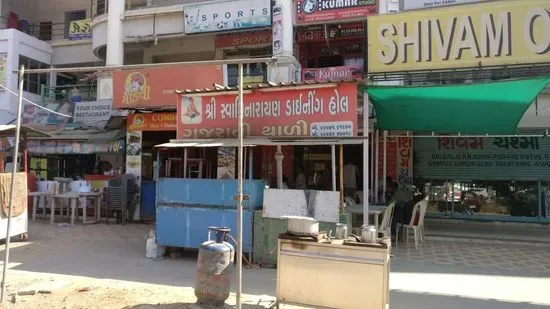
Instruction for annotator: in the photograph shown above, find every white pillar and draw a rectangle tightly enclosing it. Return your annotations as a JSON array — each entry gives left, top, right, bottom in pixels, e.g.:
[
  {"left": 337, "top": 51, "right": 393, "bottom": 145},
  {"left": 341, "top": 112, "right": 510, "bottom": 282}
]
[
  {"left": 106, "top": 0, "right": 124, "bottom": 66},
  {"left": 275, "top": 146, "right": 284, "bottom": 189},
  {"left": 269, "top": 0, "right": 301, "bottom": 82},
  {"left": 331, "top": 145, "right": 336, "bottom": 191},
  {"left": 382, "top": 130, "right": 388, "bottom": 203},
  {"left": 370, "top": 131, "right": 374, "bottom": 202},
  {"left": 363, "top": 95, "right": 370, "bottom": 226},
  {"left": 374, "top": 130, "right": 379, "bottom": 204}
]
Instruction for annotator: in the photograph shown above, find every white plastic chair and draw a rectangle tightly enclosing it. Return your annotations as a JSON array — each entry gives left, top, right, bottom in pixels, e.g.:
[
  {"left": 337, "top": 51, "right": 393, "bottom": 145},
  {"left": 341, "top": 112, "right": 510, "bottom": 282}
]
[
  {"left": 396, "top": 200, "right": 428, "bottom": 249},
  {"left": 378, "top": 201, "right": 395, "bottom": 239}
]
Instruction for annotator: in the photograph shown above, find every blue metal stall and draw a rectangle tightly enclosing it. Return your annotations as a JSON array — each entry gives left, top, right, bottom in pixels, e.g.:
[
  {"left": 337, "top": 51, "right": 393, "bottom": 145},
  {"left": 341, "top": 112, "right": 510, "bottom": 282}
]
[{"left": 154, "top": 143, "right": 263, "bottom": 253}]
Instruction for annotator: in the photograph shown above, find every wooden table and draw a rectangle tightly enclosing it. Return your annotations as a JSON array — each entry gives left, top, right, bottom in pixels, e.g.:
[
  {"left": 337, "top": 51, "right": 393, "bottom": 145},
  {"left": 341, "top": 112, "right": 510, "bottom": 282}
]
[
  {"left": 29, "top": 191, "right": 53, "bottom": 222},
  {"left": 51, "top": 191, "right": 103, "bottom": 225}
]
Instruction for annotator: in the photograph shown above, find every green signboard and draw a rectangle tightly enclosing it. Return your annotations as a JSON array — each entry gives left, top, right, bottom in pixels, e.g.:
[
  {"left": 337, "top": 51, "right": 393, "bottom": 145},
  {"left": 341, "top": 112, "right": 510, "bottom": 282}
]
[{"left": 414, "top": 136, "right": 550, "bottom": 181}]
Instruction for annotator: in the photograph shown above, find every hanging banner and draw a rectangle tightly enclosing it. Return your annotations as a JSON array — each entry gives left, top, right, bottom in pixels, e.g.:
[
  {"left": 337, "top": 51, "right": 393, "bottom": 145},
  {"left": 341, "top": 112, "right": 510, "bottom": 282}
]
[
  {"left": 177, "top": 83, "right": 358, "bottom": 139},
  {"left": 69, "top": 19, "right": 92, "bottom": 40},
  {"left": 73, "top": 100, "right": 112, "bottom": 125},
  {"left": 303, "top": 65, "right": 364, "bottom": 81},
  {"left": 295, "top": 22, "right": 364, "bottom": 43},
  {"left": 23, "top": 102, "right": 74, "bottom": 125},
  {"left": 295, "top": 0, "right": 378, "bottom": 24},
  {"left": 127, "top": 113, "right": 177, "bottom": 131},
  {"left": 396, "top": 136, "right": 413, "bottom": 185},
  {"left": 184, "top": 0, "right": 271, "bottom": 34},
  {"left": 112, "top": 65, "right": 224, "bottom": 109},
  {"left": 26, "top": 139, "right": 125, "bottom": 154},
  {"left": 367, "top": 0, "right": 550, "bottom": 73},
  {"left": 403, "top": 0, "right": 489, "bottom": 11},
  {"left": 215, "top": 29, "right": 272, "bottom": 48}
]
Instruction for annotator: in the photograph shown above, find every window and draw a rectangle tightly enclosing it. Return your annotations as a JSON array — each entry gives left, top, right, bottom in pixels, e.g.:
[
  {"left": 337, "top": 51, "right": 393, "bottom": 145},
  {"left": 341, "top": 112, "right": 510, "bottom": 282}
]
[
  {"left": 226, "top": 63, "right": 267, "bottom": 87},
  {"left": 19, "top": 56, "right": 49, "bottom": 95},
  {"left": 94, "top": 0, "right": 107, "bottom": 17},
  {"left": 65, "top": 10, "right": 87, "bottom": 39},
  {"left": 38, "top": 22, "right": 52, "bottom": 41}
]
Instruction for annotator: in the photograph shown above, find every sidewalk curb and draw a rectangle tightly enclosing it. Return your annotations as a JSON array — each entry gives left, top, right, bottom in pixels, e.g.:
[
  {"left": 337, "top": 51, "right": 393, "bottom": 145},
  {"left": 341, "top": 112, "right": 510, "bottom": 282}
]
[{"left": 426, "top": 235, "right": 550, "bottom": 248}]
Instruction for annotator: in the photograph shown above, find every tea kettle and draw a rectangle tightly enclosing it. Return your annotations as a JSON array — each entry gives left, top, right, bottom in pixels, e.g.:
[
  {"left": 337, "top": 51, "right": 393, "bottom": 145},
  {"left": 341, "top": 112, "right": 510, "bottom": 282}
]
[
  {"left": 335, "top": 223, "right": 348, "bottom": 239},
  {"left": 361, "top": 225, "right": 378, "bottom": 244}
]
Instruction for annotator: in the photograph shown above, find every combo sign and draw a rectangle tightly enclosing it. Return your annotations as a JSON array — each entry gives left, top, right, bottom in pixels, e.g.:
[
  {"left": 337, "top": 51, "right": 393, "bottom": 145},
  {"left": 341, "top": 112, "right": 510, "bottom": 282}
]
[{"left": 367, "top": 0, "right": 550, "bottom": 73}]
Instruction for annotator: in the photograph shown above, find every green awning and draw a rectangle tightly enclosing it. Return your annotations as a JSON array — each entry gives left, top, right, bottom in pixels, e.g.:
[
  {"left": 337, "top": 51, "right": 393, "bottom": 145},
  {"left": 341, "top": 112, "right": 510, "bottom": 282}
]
[{"left": 361, "top": 77, "right": 550, "bottom": 134}]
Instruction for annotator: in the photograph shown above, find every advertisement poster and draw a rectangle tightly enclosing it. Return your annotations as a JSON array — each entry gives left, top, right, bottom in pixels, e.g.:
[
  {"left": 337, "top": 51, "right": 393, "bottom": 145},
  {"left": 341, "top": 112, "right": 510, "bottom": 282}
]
[
  {"left": 368, "top": 0, "right": 550, "bottom": 73},
  {"left": 295, "top": 0, "right": 377, "bottom": 24},
  {"left": 127, "top": 113, "right": 177, "bottom": 131},
  {"left": 0, "top": 53, "right": 7, "bottom": 90},
  {"left": 112, "top": 65, "right": 223, "bottom": 109},
  {"left": 184, "top": 0, "right": 271, "bottom": 34},
  {"left": 403, "top": 0, "right": 487, "bottom": 11},
  {"left": 414, "top": 136, "right": 550, "bottom": 181},
  {"left": 296, "top": 22, "right": 364, "bottom": 43},
  {"left": 73, "top": 100, "right": 112, "bottom": 125},
  {"left": 272, "top": 2, "right": 283, "bottom": 55},
  {"left": 215, "top": 29, "right": 272, "bottom": 48},
  {"left": 23, "top": 102, "right": 74, "bottom": 125},
  {"left": 69, "top": 19, "right": 92, "bottom": 40},
  {"left": 303, "top": 65, "right": 364, "bottom": 81},
  {"left": 177, "top": 83, "right": 358, "bottom": 139},
  {"left": 396, "top": 136, "right": 413, "bottom": 185},
  {"left": 217, "top": 147, "right": 236, "bottom": 179}
]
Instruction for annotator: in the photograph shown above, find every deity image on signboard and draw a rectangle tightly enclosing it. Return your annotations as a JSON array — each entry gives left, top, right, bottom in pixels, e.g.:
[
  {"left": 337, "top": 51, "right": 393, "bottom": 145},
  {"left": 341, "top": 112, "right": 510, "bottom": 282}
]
[
  {"left": 122, "top": 72, "right": 151, "bottom": 106},
  {"left": 181, "top": 96, "right": 203, "bottom": 124}
]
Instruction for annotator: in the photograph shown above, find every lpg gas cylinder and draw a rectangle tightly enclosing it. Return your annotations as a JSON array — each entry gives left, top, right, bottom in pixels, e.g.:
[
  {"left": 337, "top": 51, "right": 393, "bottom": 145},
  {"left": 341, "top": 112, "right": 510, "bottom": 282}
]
[{"left": 195, "top": 227, "right": 235, "bottom": 306}]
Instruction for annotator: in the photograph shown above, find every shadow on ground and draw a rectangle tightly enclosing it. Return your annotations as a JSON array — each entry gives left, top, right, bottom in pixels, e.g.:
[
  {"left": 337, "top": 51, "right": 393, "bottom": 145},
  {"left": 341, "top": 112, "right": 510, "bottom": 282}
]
[
  {"left": 124, "top": 302, "right": 273, "bottom": 309},
  {"left": 392, "top": 291, "right": 550, "bottom": 309}
]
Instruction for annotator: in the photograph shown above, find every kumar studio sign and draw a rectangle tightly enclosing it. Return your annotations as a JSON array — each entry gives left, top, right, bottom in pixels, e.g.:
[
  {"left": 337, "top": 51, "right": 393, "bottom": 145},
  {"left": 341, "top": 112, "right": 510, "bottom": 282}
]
[{"left": 367, "top": 0, "right": 550, "bottom": 73}]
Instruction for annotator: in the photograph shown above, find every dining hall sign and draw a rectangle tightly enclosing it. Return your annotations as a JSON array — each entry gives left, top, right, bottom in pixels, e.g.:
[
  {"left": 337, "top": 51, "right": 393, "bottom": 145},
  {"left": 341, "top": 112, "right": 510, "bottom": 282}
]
[
  {"left": 367, "top": 0, "right": 550, "bottom": 73},
  {"left": 176, "top": 83, "right": 357, "bottom": 139}
]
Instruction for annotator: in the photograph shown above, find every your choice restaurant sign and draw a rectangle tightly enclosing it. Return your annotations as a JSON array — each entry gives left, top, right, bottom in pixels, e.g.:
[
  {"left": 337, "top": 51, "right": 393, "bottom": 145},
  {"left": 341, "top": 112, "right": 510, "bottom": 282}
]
[
  {"left": 176, "top": 83, "right": 357, "bottom": 139},
  {"left": 414, "top": 136, "right": 550, "bottom": 181},
  {"left": 367, "top": 0, "right": 550, "bottom": 73}
]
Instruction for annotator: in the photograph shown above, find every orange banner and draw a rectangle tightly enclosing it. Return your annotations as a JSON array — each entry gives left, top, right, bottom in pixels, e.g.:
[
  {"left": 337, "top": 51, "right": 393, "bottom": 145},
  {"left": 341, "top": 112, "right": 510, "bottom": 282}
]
[
  {"left": 127, "top": 112, "right": 177, "bottom": 131},
  {"left": 113, "top": 65, "right": 224, "bottom": 109}
]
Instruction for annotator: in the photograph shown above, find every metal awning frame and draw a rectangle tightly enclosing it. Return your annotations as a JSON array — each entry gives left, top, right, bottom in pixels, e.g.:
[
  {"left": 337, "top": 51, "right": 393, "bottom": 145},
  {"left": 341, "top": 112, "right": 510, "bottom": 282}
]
[{"left": 155, "top": 137, "right": 365, "bottom": 148}]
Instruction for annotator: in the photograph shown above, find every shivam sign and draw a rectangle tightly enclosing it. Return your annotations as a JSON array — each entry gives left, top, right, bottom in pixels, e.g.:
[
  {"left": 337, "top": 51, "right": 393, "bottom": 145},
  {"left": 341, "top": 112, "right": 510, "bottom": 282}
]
[{"left": 367, "top": 0, "right": 550, "bottom": 73}]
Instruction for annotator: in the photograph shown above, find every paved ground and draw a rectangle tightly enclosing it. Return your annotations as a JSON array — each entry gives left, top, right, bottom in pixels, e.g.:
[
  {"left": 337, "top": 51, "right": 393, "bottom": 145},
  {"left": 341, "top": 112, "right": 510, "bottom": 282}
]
[{"left": 0, "top": 221, "right": 549, "bottom": 308}]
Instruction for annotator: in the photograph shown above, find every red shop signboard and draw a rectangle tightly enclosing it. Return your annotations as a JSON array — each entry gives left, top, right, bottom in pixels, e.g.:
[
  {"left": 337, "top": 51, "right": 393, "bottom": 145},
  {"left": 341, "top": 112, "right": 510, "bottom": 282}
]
[
  {"left": 215, "top": 29, "right": 272, "bottom": 48},
  {"left": 295, "top": 0, "right": 378, "bottom": 25},
  {"left": 177, "top": 83, "right": 357, "bottom": 139}
]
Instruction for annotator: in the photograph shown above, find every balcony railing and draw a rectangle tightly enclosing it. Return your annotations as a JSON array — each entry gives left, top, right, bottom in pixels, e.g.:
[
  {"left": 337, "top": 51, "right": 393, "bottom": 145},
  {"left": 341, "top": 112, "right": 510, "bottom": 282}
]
[
  {"left": 125, "top": 0, "right": 203, "bottom": 10},
  {"left": 41, "top": 84, "right": 98, "bottom": 106},
  {"left": 0, "top": 16, "right": 93, "bottom": 42}
]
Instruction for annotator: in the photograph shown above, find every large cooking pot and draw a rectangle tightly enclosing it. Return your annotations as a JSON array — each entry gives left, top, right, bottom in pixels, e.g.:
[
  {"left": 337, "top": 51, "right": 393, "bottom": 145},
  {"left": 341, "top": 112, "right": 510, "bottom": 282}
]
[{"left": 281, "top": 216, "right": 319, "bottom": 237}]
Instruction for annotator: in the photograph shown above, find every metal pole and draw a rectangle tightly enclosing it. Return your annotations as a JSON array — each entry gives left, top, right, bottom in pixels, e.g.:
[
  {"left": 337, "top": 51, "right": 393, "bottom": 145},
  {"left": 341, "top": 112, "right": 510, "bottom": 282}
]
[
  {"left": 370, "top": 131, "right": 374, "bottom": 202},
  {"left": 382, "top": 130, "right": 387, "bottom": 203},
  {"left": 363, "top": 94, "right": 370, "bottom": 226},
  {"left": 183, "top": 148, "right": 187, "bottom": 178},
  {"left": 236, "top": 62, "right": 244, "bottom": 309},
  {"left": 1, "top": 65, "right": 25, "bottom": 302},
  {"left": 339, "top": 144, "right": 344, "bottom": 212},
  {"left": 331, "top": 145, "right": 336, "bottom": 191}
]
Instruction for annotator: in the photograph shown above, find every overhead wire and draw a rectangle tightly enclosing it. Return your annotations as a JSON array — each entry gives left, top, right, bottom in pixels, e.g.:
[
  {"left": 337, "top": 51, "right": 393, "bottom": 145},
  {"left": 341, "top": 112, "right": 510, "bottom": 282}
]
[{"left": 0, "top": 84, "right": 73, "bottom": 118}]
